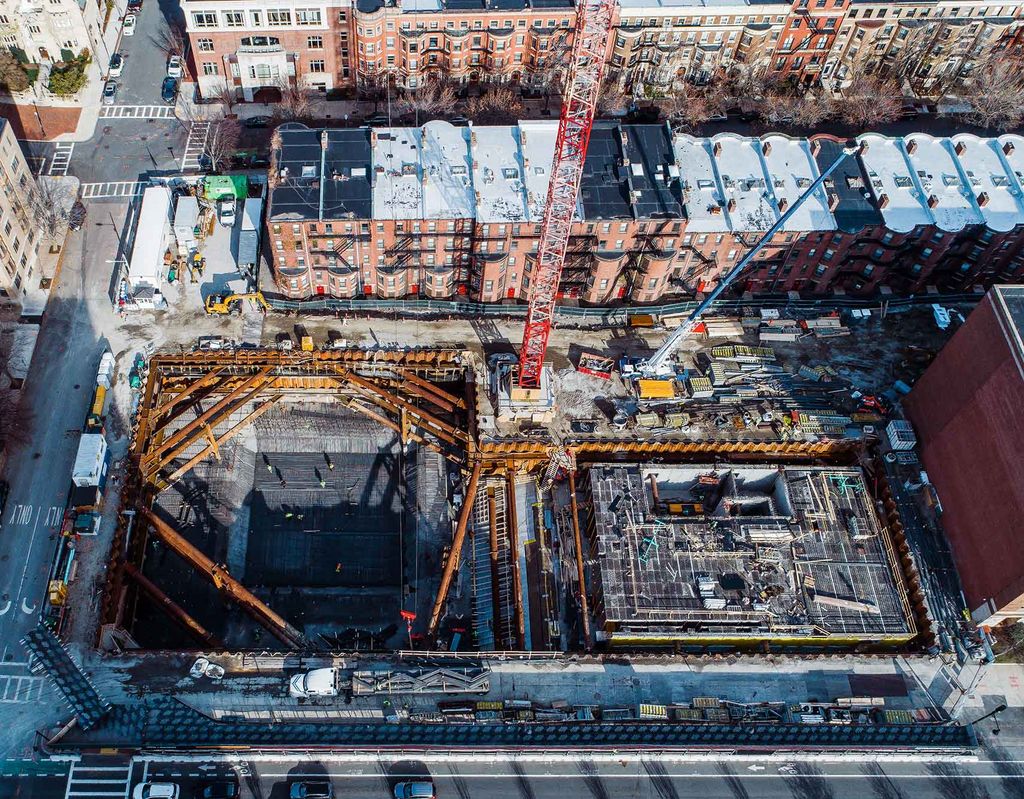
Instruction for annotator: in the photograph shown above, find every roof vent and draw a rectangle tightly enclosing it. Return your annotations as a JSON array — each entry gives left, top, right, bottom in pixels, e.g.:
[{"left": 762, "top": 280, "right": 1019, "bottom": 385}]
[
  {"left": 727, "top": 198, "right": 736, "bottom": 212},
  {"left": 927, "top": 194, "right": 939, "bottom": 208},
  {"left": 713, "top": 142, "right": 722, "bottom": 157},
  {"left": 778, "top": 197, "right": 789, "bottom": 213},
  {"left": 907, "top": 139, "right": 918, "bottom": 155},
  {"left": 878, "top": 193, "right": 889, "bottom": 209},
  {"left": 762, "top": 141, "right": 772, "bottom": 156},
  {"left": 978, "top": 191, "right": 990, "bottom": 207},
  {"left": 810, "top": 140, "right": 821, "bottom": 156},
  {"left": 955, "top": 141, "right": 967, "bottom": 156},
  {"left": 1005, "top": 141, "right": 1016, "bottom": 156},
  {"left": 827, "top": 192, "right": 840, "bottom": 211}
]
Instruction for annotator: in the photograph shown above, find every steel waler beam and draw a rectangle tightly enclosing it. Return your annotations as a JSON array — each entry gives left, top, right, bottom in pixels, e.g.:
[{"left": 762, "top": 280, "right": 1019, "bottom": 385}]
[
  {"left": 141, "top": 509, "right": 306, "bottom": 649},
  {"left": 506, "top": 468, "right": 526, "bottom": 650},
  {"left": 140, "top": 366, "right": 274, "bottom": 472},
  {"left": 344, "top": 370, "right": 469, "bottom": 445},
  {"left": 122, "top": 562, "right": 223, "bottom": 648},
  {"left": 402, "top": 372, "right": 466, "bottom": 412},
  {"left": 158, "top": 397, "right": 284, "bottom": 487},
  {"left": 150, "top": 367, "right": 226, "bottom": 422},
  {"left": 568, "top": 469, "right": 593, "bottom": 651},
  {"left": 428, "top": 462, "right": 483, "bottom": 640}
]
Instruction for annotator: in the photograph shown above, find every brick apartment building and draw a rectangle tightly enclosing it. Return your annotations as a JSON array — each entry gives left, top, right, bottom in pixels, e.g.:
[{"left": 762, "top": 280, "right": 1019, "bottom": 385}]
[
  {"left": 182, "top": 0, "right": 1024, "bottom": 103},
  {"left": 0, "top": 119, "right": 43, "bottom": 307},
  {"left": 266, "top": 121, "right": 1024, "bottom": 302}
]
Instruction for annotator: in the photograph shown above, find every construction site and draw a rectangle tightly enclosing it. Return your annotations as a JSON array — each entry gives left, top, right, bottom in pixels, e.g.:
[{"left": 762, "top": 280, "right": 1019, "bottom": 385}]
[{"left": 93, "top": 338, "right": 922, "bottom": 656}]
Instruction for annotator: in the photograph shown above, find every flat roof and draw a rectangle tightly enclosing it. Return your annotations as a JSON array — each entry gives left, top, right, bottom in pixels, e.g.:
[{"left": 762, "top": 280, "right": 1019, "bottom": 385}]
[
  {"left": 470, "top": 125, "right": 528, "bottom": 223},
  {"left": 857, "top": 133, "right": 932, "bottom": 233},
  {"left": 994, "top": 284, "right": 1024, "bottom": 350},
  {"left": 421, "top": 120, "right": 475, "bottom": 219},
  {"left": 952, "top": 134, "right": 1024, "bottom": 232},
  {"left": 587, "top": 463, "right": 913, "bottom": 642},
  {"left": 811, "top": 138, "right": 883, "bottom": 232},
  {"left": 373, "top": 126, "right": 424, "bottom": 220},
  {"left": 580, "top": 124, "right": 632, "bottom": 220},
  {"left": 674, "top": 135, "right": 730, "bottom": 232},
  {"left": 518, "top": 120, "right": 560, "bottom": 222},
  {"left": 902, "top": 134, "right": 982, "bottom": 232},
  {"left": 621, "top": 124, "right": 683, "bottom": 220},
  {"left": 711, "top": 134, "right": 778, "bottom": 231},
  {"left": 760, "top": 135, "right": 836, "bottom": 232}
]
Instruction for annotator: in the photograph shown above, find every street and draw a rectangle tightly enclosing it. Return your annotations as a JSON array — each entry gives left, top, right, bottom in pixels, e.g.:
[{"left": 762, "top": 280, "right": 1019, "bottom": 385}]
[{"left": 6, "top": 752, "right": 1024, "bottom": 799}]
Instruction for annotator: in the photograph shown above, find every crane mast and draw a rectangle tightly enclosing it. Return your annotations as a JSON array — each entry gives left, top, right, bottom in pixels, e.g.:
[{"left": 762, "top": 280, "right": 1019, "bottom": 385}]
[{"left": 516, "top": 0, "right": 617, "bottom": 389}]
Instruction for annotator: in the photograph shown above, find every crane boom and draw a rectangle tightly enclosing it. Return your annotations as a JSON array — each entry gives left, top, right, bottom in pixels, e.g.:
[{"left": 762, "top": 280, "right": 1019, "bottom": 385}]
[
  {"left": 516, "top": 0, "right": 616, "bottom": 389},
  {"left": 641, "top": 145, "right": 858, "bottom": 377}
]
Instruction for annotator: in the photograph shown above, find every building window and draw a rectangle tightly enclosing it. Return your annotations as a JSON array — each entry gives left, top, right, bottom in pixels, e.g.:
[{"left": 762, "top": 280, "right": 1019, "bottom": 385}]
[
  {"left": 202, "top": 62, "right": 219, "bottom": 75},
  {"left": 250, "top": 10, "right": 262, "bottom": 25},
  {"left": 267, "top": 9, "right": 292, "bottom": 25},
  {"left": 309, "top": 59, "right": 325, "bottom": 72},
  {"left": 295, "top": 8, "right": 322, "bottom": 25},
  {"left": 197, "top": 37, "right": 214, "bottom": 51},
  {"left": 192, "top": 11, "right": 217, "bottom": 27},
  {"left": 307, "top": 35, "right": 323, "bottom": 48},
  {"left": 223, "top": 10, "right": 244, "bottom": 26}
]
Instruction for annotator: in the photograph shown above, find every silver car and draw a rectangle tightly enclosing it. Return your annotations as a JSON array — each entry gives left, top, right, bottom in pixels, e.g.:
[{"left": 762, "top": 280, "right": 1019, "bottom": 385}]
[{"left": 102, "top": 80, "right": 117, "bottom": 105}]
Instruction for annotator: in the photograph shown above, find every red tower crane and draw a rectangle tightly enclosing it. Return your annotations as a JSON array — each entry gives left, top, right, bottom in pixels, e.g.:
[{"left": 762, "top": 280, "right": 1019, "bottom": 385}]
[{"left": 515, "top": 0, "right": 617, "bottom": 390}]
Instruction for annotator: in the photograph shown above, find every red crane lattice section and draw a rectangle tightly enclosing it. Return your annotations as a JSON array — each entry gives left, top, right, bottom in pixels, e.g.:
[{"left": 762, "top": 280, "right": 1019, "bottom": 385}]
[{"left": 516, "top": 0, "right": 616, "bottom": 389}]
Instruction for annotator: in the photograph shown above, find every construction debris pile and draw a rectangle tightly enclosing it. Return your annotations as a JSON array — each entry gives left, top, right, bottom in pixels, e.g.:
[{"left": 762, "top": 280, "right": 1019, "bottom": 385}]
[{"left": 583, "top": 463, "right": 915, "bottom": 647}]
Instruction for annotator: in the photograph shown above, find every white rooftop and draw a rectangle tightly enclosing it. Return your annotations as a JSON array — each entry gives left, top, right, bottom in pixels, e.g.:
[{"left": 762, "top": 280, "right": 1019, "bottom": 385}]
[
  {"left": 857, "top": 133, "right": 932, "bottom": 233},
  {"left": 518, "top": 120, "right": 560, "bottom": 222},
  {"left": 372, "top": 121, "right": 475, "bottom": 220},
  {"left": 673, "top": 135, "right": 730, "bottom": 232},
  {"left": 470, "top": 125, "right": 527, "bottom": 223},
  {"left": 952, "top": 134, "right": 1024, "bottom": 232},
  {"left": 710, "top": 134, "right": 778, "bottom": 232},
  {"left": 902, "top": 134, "right": 982, "bottom": 232},
  {"left": 619, "top": 0, "right": 783, "bottom": 8},
  {"left": 760, "top": 135, "right": 836, "bottom": 232}
]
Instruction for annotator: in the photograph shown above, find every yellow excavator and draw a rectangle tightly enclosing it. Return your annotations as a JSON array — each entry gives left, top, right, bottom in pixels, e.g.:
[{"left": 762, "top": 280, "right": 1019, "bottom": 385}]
[{"left": 204, "top": 292, "right": 271, "bottom": 315}]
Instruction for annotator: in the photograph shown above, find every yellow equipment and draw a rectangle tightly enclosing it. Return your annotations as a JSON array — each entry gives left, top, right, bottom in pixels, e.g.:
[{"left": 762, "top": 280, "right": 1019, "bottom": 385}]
[
  {"left": 204, "top": 292, "right": 270, "bottom": 315},
  {"left": 300, "top": 336, "right": 314, "bottom": 352}
]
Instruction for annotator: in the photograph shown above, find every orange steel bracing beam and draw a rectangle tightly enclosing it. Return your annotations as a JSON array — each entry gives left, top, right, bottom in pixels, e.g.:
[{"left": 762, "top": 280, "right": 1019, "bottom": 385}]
[
  {"left": 402, "top": 372, "right": 466, "bottom": 412},
  {"left": 342, "top": 396, "right": 457, "bottom": 463},
  {"left": 158, "top": 397, "right": 285, "bottom": 487},
  {"left": 140, "top": 366, "right": 275, "bottom": 471},
  {"left": 428, "top": 462, "right": 482, "bottom": 640},
  {"left": 122, "top": 562, "right": 224, "bottom": 649},
  {"left": 506, "top": 468, "right": 526, "bottom": 650},
  {"left": 487, "top": 487, "right": 505, "bottom": 648},
  {"left": 567, "top": 469, "right": 593, "bottom": 651},
  {"left": 141, "top": 509, "right": 306, "bottom": 649},
  {"left": 150, "top": 367, "right": 227, "bottom": 422}
]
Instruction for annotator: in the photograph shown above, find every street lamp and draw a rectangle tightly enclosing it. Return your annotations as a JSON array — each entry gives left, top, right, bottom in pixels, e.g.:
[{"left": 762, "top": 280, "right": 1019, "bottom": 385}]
[{"left": 967, "top": 702, "right": 1007, "bottom": 735}]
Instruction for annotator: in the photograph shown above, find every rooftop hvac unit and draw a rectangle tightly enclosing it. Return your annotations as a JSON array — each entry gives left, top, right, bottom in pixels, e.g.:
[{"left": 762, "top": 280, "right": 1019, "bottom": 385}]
[{"left": 886, "top": 419, "right": 917, "bottom": 451}]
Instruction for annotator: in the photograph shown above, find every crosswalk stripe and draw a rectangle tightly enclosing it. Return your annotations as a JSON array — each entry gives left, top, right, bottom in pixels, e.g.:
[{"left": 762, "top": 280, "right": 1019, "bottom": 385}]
[
  {"left": 48, "top": 142, "right": 74, "bottom": 176},
  {"left": 181, "top": 120, "right": 212, "bottom": 171},
  {"left": 80, "top": 181, "right": 147, "bottom": 200},
  {"left": 99, "top": 105, "right": 175, "bottom": 119}
]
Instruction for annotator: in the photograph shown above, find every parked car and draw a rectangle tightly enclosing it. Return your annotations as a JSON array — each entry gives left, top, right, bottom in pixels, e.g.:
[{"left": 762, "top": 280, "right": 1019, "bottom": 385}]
[
  {"left": 393, "top": 783, "right": 435, "bottom": 799},
  {"left": 126, "top": 0, "right": 142, "bottom": 10},
  {"left": 166, "top": 54, "right": 183, "bottom": 78},
  {"left": 288, "top": 783, "right": 333, "bottom": 799},
  {"left": 243, "top": 115, "right": 273, "bottom": 128},
  {"left": 68, "top": 200, "right": 87, "bottom": 231},
  {"left": 0, "top": 480, "right": 8, "bottom": 524},
  {"left": 102, "top": 80, "right": 117, "bottom": 105},
  {"left": 218, "top": 198, "right": 236, "bottom": 227},
  {"left": 122, "top": 13, "right": 136, "bottom": 35},
  {"left": 199, "top": 782, "right": 238, "bottom": 799},
  {"left": 108, "top": 53, "right": 123, "bottom": 78},
  {"left": 133, "top": 784, "right": 179, "bottom": 799},
  {"left": 161, "top": 76, "right": 178, "bottom": 103}
]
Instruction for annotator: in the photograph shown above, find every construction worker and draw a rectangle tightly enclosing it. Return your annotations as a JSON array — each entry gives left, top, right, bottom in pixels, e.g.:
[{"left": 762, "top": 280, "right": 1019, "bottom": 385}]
[
  {"left": 280, "top": 478, "right": 287, "bottom": 489},
  {"left": 325, "top": 453, "right": 334, "bottom": 471},
  {"left": 319, "top": 478, "right": 327, "bottom": 489}
]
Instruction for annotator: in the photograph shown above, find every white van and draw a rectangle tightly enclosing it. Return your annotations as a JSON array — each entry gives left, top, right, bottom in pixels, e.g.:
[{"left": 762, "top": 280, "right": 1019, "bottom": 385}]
[{"left": 289, "top": 668, "right": 339, "bottom": 698}]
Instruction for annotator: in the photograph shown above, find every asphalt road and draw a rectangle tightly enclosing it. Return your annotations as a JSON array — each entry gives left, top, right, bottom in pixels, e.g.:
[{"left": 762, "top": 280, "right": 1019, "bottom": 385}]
[{"left": 10, "top": 754, "right": 1017, "bottom": 799}]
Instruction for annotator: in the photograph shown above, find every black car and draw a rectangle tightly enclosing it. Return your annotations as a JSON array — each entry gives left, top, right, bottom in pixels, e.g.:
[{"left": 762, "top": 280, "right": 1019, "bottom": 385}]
[
  {"left": 68, "top": 200, "right": 87, "bottom": 231},
  {"left": 199, "top": 782, "right": 238, "bottom": 799},
  {"left": 0, "top": 480, "right": 8, "bottom": 522},
  {"left": 161, "top": 76, "right": 178, "bottom": 103},
  {"left": 126, "top": 0, "right": 142, "bottom": 10},
  {"left": 243, "top": 115, "right": 273, "bottom": 128}
]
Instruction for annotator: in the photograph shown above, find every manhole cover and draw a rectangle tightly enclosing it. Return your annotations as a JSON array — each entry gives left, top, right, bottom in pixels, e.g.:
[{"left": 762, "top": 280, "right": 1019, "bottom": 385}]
[{"left": 102, "top": 126, "right": 112, "bottom": 134}]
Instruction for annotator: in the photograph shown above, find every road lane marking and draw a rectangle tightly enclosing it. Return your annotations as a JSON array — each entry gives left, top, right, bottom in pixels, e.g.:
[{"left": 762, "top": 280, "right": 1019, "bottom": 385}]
[
  {"left": 81, "top": 182, "right": 147, "bottom": 200},
  {"left": 20, "top": 598, "right": 36, "bottom": 614},
  {"left": 99, "top": 105, "right": 175, "bottom": 119},
  {"left": 49, "top": 143, "right": 75, "bottom": 176},
  {"left": 180, "top": 120, "right": 211, "bottom": 172}
]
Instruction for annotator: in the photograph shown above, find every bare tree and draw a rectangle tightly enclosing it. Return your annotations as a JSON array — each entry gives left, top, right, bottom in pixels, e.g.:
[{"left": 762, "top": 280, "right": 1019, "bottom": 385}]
[
  {"left": 204, "top": 118, "right": 241, "bottom": 172},
  {"left": 0, "top": 386, "right": 35, "bottom": 452},
  {"left": 23, "top": 177, "right": 75, "bottom": 241},
  {"left": 394, "top": 78, "right": 457, "bottom": 122},
  {"left": 661, "top": 80, "right": 727, "bottom": 130},
  {"left": 151, "top": 19, "right": 187, "bottom": 60},
  {"left": 961, "top": 56, "right": 1024, "bottom": 130},
  {"left": 836, "top": 74, "right": 903, "bottom": 128},
  {"left": 466, "top": 85, "right": 524, "bottom": 124},
  {"left": 214, "top": 81, "right": 239, "bottom": 116},
  {"left": 760, "top": 83, "right": 835, "bottom": 127},
  {"left": 531, "top": 27, "right": 572, "bottom": 110},
  {"left": 597, "top": 80, "right": 630, "bottom": 117},
  {"left": 358, "top": 65, "right": 390, "bottom": 112},
  {"left": 274, "top": 81, "right": 317, "bottom": 121}
]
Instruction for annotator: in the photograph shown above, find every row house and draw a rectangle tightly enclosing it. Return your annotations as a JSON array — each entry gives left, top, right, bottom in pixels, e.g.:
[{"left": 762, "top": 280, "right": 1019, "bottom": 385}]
[
  {"left": 825, "top": 0, "right": 1023, "bottom": 96},
  {"left": 0, "top": 120, "right": 43, "bottom": 307},
  {"left": 267, "top": 120, "right": 1024, "bottom": 304}
]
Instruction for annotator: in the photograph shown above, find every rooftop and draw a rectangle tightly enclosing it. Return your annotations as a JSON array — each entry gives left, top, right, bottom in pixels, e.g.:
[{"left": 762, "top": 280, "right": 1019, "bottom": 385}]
[
  {"left": 902, "top": 134, "right": 982, "bottom": 232},
  {"left": 587, "top": 463, "right": 914, "bottom": 642},
  {"left": 621, "top": 124, "right": 683, "bottom": 220},
  {"left": 518, "top": 120, "right": 560, "bottom": 221},
  {"left": 399, "top": 0, "right": 571, "bottom": 10},
  {"left": 711, "top": 134, "right": 778, "bottom": 231},
  {"left": 675, "top": 135, "right": 731, "bottom": 232},
  {"left": 270, "top": 128, "right": 373, "bottom": 222},
  {"left": 811, "top": 137, "right": 883, "bottom": 233},
  {"left": 470, "top": 125, "right": 528, "bottom": 223},
  {"left": 857, "top": 133, "right": 933, "bottom": 232},
  {"left": 760, "top": 135, "right": 836, "bottom": 232},
  {"left": 952, "top": 134, "right": 1024, "bottom": 232},
  {"left": 580, "top": 124, "right": 632, "bottom": 220}
]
